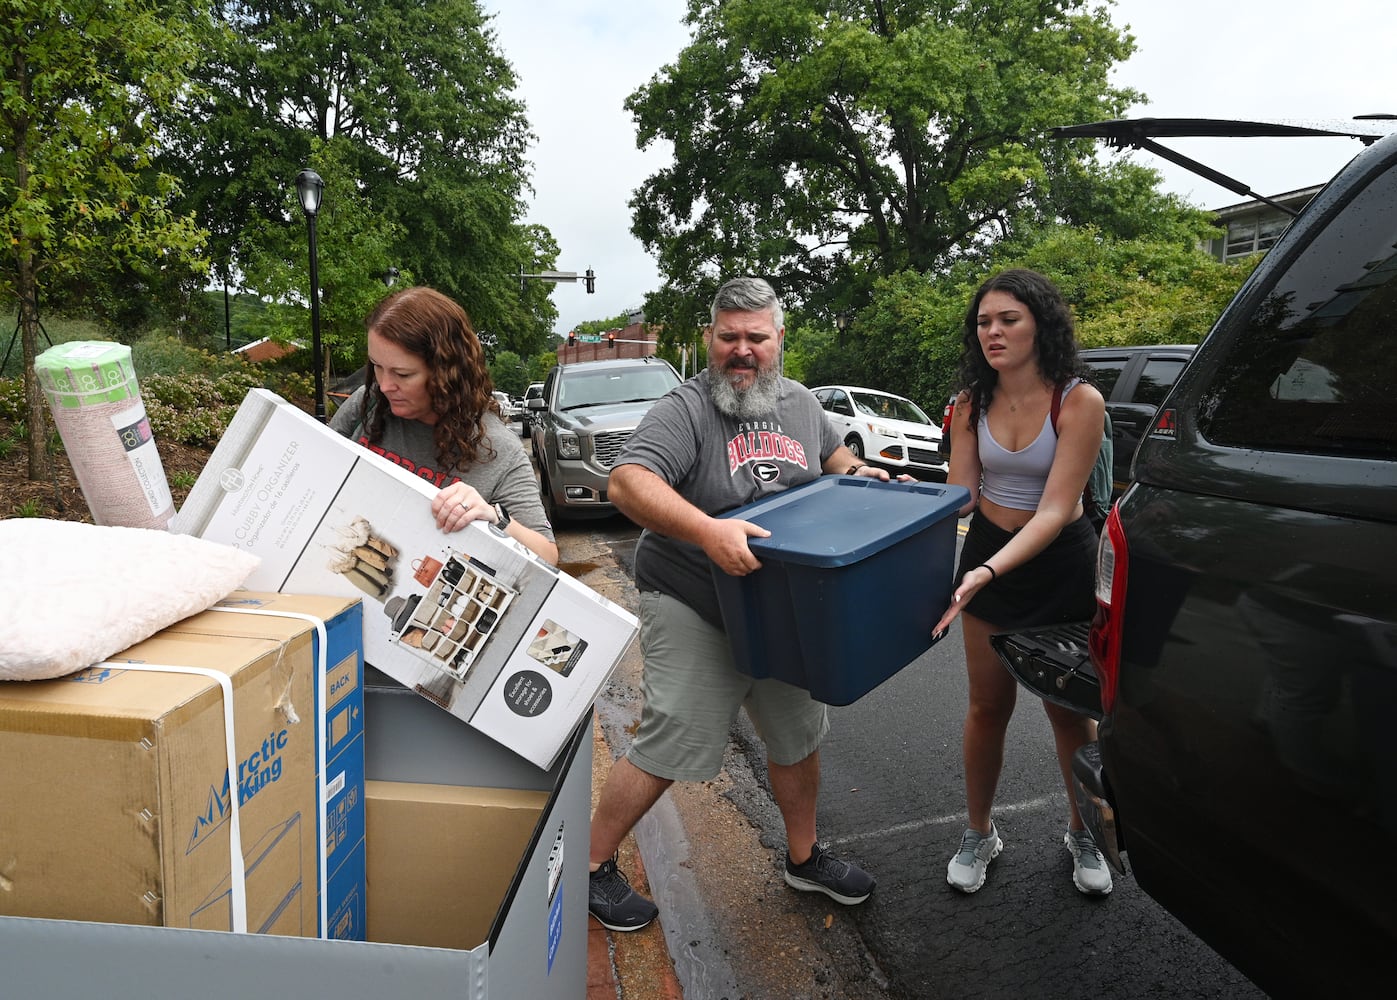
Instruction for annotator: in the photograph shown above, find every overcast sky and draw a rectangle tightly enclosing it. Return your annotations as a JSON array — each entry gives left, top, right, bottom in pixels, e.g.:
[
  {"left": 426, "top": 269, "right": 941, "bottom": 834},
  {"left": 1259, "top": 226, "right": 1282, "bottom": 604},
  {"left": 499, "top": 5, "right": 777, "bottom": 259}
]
[{"left": 481, "top": 0, "right": 1397, "bottom": 335}]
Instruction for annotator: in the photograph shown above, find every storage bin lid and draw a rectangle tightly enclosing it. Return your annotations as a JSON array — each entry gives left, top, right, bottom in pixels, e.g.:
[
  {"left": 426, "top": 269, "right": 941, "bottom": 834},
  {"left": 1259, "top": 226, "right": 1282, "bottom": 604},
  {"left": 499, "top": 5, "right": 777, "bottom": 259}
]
[{"left": 720, "top": 476, "right": 968, "bottom": 568}]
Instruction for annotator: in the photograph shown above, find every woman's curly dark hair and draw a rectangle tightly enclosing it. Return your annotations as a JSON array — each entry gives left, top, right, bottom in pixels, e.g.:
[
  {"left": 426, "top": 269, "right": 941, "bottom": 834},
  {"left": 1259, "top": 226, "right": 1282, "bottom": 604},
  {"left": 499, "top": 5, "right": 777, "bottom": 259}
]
[
  {"left": 360, "top": 286, "right": 501, "bottom": 472},
  {"left": 955, "top": 268, "right": 1084, "bottom": 430}
]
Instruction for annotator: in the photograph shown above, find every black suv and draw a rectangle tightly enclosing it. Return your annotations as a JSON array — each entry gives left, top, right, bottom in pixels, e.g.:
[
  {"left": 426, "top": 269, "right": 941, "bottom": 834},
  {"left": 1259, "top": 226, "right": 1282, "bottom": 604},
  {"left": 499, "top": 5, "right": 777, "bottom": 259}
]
[
  {"left": 1079, "top": 345, "right": 1195, "bottom": 497},
  {"left": 995, "top": 130, "right": 1397, "bottom": 996}
]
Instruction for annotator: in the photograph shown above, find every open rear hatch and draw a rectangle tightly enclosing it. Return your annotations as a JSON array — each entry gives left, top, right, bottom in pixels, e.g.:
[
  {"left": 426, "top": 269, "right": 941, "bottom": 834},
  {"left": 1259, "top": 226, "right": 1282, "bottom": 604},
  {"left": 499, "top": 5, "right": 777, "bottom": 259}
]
[
  {"left": 991, "top": 621, "right": 1126, "bottom": 872},
  {"left": 989, "top": 621, "right": 1100, "bottom": 720}
]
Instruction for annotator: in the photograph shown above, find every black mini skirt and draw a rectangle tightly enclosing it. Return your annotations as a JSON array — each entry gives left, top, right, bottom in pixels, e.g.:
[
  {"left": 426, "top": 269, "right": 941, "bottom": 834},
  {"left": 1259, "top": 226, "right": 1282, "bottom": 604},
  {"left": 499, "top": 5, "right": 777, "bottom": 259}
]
[{"left": 955, "top": 511, "right": 1097, "bottom": 629}]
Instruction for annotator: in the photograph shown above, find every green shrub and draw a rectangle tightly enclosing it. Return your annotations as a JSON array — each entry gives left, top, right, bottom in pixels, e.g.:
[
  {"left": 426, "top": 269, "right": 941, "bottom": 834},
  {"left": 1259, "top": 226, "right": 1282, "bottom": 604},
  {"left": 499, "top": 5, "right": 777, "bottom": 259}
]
[{"left": 0, "top": 378, "right": 23, "bottom": 421}]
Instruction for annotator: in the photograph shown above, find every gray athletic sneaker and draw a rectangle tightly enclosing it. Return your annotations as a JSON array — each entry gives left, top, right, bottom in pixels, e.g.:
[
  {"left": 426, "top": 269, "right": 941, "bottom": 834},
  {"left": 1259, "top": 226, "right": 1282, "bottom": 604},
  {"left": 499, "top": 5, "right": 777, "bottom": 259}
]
[
  {"left": 946, "top": 822, "right": 1003, "bottom": 893},
  {"left": 1064, "top": 829, "right": 1113, "bottom": 895},
  {"left": 783, "top": 842, "right": 875, "bottom": 905},
  {"left": 588, "top": 856, "right": 659, "bottom": 931}
]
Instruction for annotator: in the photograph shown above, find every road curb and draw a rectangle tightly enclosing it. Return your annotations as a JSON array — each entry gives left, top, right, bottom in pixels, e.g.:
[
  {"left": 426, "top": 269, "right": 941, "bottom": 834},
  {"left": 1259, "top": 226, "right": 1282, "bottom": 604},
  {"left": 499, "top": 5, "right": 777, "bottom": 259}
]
[{"left": 590, "top": 716, "right": 685, "bottom": 999}]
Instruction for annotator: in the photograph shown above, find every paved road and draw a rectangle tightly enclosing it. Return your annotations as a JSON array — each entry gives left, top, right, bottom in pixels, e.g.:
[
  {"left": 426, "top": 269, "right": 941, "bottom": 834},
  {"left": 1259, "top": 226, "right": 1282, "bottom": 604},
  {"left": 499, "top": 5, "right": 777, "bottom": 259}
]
[{"left": 567, "top": 512, "right": 1266, "bottom": 1000}]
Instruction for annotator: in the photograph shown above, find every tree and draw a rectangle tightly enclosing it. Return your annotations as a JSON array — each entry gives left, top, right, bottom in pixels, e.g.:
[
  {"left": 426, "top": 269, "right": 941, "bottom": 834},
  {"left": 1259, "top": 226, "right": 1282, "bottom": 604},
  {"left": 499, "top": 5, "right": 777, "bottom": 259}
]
[
  {"left": 238, "top": 138, "right": 407, "bottom": 383},
  {"left": 165, "top": 0, "right": 558, "bottom": 359},
  {"left": 1, "top": 0, "right": 209, "bottom": 480},
  {"left": 627, "top": 0, "right": 1146, "bottom": 326},
  {"left": 804, "top": 222, "right": 1253, "bottom": 408},
  {"left": 487, "top": 349, "right": 528, "bottom": 398}
]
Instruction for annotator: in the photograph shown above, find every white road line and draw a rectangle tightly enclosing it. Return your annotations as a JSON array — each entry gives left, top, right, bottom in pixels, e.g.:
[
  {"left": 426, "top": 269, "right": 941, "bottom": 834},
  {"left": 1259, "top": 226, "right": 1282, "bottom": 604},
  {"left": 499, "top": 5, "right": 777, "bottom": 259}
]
[{"left": 824, "top": 794, "right": 1062, "bottom": 847}]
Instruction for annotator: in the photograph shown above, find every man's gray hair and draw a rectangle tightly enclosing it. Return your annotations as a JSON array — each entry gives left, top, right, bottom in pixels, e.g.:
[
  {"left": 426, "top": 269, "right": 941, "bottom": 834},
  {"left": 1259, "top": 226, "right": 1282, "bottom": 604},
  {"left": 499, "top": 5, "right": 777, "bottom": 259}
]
[{"left": 710, "top": 276, "right": 784, "bottom": 331}]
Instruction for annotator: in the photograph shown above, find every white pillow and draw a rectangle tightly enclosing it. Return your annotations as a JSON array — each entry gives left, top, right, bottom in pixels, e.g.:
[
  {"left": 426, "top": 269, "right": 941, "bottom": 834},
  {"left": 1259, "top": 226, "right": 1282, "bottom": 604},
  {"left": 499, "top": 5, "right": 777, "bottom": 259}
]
[{"left": 0, "top": 519, "right": 261, "bottom": 681}]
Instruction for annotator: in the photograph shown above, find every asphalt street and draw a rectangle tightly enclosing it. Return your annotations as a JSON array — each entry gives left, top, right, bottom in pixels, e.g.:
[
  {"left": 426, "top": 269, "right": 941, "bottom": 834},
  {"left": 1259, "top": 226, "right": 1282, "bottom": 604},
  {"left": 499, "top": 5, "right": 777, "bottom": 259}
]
[{"left": 569, "top": 510, "right": 1268, "bottom": 1000}]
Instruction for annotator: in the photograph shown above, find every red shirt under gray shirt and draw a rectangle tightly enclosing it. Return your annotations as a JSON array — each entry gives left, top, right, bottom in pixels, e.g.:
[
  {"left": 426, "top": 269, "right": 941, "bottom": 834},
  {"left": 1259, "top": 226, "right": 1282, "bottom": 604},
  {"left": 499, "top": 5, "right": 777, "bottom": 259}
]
[
  {"left": 330, "top": 386, "right": 554, "bottom": 541},
  {"left": 616, "top": 369, "right": 840, "bottom": 628}
]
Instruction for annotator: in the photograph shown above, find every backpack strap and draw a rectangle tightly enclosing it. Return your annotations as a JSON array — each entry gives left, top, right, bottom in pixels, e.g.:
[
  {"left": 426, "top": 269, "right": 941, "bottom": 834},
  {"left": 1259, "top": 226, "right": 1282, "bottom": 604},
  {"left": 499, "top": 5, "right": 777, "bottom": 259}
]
[{"left": 1048, "top": 380, "right": 1102, "bottom": 516}]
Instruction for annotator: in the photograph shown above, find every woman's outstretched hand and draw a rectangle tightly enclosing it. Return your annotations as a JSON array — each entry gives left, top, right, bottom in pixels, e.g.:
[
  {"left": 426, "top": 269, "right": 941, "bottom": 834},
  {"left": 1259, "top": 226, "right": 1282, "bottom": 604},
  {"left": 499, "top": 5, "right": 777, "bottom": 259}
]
[{"left": 932, "top": 564, "right": 995, "bottom": 640}]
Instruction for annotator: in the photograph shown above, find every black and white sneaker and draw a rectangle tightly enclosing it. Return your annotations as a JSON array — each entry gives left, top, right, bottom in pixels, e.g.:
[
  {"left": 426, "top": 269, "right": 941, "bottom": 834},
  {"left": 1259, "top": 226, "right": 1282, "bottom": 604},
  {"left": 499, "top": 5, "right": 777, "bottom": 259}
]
[
  {"left": 588, "top": 855, "right": 659, "bottom": 931},
  {"left": 783, "top": 842, "right": 875, "bottom": 905}
]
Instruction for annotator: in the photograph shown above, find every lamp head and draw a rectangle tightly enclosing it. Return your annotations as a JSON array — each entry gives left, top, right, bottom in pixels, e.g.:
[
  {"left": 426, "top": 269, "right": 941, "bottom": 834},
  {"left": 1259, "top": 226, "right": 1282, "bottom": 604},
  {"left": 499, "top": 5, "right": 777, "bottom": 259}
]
[{"left": 295, "top": 169, "right": 324, "bottom": 217}]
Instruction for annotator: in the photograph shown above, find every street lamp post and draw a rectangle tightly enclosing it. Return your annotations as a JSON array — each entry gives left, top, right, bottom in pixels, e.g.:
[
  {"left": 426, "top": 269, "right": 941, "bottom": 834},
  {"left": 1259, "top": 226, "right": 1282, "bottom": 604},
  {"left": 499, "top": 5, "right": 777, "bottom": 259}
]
[
  {"left": 295, "top": 168, "right": 326, "bottom": 422},
  {"left": 835, "top": 311, "right": 851, "bottom": 348}
]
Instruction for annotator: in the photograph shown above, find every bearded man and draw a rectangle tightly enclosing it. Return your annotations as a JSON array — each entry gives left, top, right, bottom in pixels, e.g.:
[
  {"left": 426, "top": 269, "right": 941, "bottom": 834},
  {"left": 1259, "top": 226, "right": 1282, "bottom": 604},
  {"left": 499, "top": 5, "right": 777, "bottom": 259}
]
[{"left": 586, "top": 276, "right": 895, "bottom": 932}]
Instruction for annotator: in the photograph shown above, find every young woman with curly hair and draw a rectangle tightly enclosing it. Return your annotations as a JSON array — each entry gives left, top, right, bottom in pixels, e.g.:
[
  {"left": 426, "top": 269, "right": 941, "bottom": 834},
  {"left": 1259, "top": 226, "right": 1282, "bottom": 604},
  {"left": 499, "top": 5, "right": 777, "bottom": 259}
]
[
  {"left": 330, "top": 286, "right": 557, "bottom": 564},
  {"left": 933, "top": 269, "right": 1112, "bottom": 896}
]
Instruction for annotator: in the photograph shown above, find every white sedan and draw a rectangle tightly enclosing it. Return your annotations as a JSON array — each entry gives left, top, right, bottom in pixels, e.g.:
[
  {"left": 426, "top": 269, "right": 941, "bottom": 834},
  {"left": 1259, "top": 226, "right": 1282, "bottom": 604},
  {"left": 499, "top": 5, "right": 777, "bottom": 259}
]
[{"left": 810, "top": 385, "right": 947, "bottom": 477}]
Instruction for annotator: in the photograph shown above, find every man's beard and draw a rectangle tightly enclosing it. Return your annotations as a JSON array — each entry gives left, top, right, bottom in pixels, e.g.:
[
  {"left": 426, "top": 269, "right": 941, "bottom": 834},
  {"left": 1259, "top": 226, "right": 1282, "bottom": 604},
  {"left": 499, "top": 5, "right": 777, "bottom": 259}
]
[{"left": 709, "top": 359, "right": 781, "bottom": 419}]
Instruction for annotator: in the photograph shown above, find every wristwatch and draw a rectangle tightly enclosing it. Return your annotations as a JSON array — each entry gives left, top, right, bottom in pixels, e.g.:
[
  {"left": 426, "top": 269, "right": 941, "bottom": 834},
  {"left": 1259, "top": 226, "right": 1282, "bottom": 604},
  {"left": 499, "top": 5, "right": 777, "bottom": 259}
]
[{"left": 493, "top": 502, "right": 512, "bottom": 531}]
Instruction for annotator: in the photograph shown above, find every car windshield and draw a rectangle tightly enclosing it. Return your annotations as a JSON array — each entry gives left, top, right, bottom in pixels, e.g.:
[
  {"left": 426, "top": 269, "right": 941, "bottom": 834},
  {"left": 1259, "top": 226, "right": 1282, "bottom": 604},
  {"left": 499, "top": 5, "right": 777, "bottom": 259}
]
[
  {"left": 851, "top": 392, "right": 930, "bottom": 424},
  {"left": 558, "top": 367, "right": 680, "bottom": 410}
]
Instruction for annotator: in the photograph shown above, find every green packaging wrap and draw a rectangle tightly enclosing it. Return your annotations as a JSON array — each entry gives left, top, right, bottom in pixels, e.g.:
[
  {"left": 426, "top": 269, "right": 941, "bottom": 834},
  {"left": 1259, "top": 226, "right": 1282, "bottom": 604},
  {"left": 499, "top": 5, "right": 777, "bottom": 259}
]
[{"left": 35, "top": 341, "right": 174, "bottom": 529}]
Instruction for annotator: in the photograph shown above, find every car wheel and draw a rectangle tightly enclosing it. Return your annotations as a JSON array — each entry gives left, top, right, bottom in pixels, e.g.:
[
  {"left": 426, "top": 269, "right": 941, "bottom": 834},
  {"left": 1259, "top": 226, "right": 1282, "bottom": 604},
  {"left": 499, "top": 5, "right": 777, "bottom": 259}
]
[
  {"left": 845, "top": 435, "right": 865, "bottom": 459},
  {"left": 537, "top": 469, "right": 560, "bottom": 525}
]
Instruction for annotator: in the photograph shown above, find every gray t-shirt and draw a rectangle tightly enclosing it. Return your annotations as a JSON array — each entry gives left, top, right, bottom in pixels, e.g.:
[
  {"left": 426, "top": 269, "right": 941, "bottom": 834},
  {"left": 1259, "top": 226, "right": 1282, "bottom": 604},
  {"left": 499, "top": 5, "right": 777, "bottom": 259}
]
[
  {"left": 618, "top": 370, "right": 840, "bottom": 627},
  {"left": 330, "top": 387, "right": 553, "bottom": 541}
]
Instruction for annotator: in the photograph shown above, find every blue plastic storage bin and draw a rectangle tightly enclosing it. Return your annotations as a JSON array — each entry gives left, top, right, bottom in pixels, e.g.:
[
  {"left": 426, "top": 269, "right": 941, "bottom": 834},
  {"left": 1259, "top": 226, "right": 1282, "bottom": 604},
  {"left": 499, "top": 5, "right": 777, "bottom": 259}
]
[{"left": 713, "top": 476, "right": 969, "bottom": 705}]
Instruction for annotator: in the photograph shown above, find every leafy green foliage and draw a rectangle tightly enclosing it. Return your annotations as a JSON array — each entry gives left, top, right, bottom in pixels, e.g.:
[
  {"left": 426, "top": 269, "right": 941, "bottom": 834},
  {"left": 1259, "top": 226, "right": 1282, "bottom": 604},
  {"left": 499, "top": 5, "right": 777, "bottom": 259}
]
[
  {"left": 488, "top": 350, "right": 530, "bottom": 398},
  {"left": 529, "top": 351, "right": 561, "bottom": 384},
  {"left": 628, "top": 0, "right": 1150, "bottom": 326},
  {"left": 166, "top": 0, "right": 559, "bottom": 361},
  {"left": 1, "top": 0, "right": 212, "bottom": 479},
  {"left": 803, "top": 224, "right": 1254, "bottom": 407}
]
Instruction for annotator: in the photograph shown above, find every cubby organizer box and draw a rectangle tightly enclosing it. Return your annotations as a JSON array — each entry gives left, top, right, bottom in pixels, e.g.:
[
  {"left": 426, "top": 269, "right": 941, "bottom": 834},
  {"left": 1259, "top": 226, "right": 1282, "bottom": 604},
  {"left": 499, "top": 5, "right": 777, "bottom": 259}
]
[{"left": 385, "top": 553, "right": 516, "bottom": 683}]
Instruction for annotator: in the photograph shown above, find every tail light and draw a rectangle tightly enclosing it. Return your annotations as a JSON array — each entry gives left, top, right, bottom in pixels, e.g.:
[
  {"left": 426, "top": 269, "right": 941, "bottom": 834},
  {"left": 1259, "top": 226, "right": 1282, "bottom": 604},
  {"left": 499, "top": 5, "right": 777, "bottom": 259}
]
[
  {"left": 1088, "top": 503, "right": 1129, "bottom": 715},
  {"left": 941, "top": 397, "right": 955, "bottom": 435}
]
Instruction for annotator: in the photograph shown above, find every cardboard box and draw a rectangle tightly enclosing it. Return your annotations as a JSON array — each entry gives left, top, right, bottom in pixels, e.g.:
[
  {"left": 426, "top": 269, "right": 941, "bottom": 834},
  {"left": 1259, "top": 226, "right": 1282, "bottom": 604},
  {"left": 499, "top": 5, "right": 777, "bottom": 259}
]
[
  {"left": 0, "top": 683, "right": 595, "bottom": 1000},
  {"left": 0, "top": 594, "right": 365, "bottom": 939},
  {"left": 172, "top": 388, "right": 637, "bottom": 770},
  {"left": 715, "top": 476, "right": 969, "bottom": 705},
  {"left": 166, "top": 592, "right": 368, "bottom": 940},
  {"left": 365, "top": 781, "right": 547, "bottom": 950}
]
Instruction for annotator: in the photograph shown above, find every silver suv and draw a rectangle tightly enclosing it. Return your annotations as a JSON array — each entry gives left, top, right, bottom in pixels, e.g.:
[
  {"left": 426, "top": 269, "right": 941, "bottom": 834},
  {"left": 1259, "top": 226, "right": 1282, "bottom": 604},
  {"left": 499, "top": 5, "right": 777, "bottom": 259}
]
[{"left": 528, "top": 357, "right": 681, "bottom": 522}]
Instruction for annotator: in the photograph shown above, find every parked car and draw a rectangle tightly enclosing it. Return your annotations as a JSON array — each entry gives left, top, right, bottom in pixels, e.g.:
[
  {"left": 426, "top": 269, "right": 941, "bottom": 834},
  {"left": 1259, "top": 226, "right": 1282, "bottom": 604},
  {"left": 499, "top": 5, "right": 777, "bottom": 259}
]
[
  {"left": 810, "top": 385, "right": 946, "bottom": 478},
  {"left": 529, "top": 358, "right": 682, "bottom": 521},
  {"left": 934, "top": 345, "right": 1195, "bottom": 499},
  {"left": 491, "top": 390, "right": 520, "bottom": 427},
  {"left": 1078, "top": 345, "right": 1195, "bottom": 498},
  {"left": 519, "top": 381, "right": 545, "bottom": 438},
  {"left": 993, "top": 127, "right": 1397, "bottom": 998}
]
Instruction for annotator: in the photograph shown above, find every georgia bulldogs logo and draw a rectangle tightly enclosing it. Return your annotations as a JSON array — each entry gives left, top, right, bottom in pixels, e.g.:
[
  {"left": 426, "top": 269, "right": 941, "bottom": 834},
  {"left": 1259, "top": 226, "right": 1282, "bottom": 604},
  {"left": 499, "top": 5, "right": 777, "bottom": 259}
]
[{"left": 751, "top": 461, "right": 781, "bottom": 483}]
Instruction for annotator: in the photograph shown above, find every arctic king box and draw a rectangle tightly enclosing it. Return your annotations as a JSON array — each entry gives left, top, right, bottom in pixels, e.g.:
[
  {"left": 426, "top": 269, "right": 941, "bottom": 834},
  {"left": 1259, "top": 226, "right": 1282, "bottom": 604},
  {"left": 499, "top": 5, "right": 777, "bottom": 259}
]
[
  {"left": 172, "top": 388, "right": 637, "bottom": 770},
  {"left": 0, "top": 594, "right": 364, "bottom": 939}
]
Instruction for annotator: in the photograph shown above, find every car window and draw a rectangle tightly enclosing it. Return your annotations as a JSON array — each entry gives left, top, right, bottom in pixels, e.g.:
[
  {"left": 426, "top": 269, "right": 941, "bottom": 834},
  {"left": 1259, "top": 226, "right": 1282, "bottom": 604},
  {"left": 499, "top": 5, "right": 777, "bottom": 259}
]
[
  {"left": 1199, "top": 163, "right": 1397, "bottom": 458},
  {"left": 851, "top": 392, "right": 930, "bottom": 424},
  {"left": 559, "top": 367, "right": 679, "bottom": 409},
  {"left": 1082, "top": 357, "right": 1128, "bottom": 399},
  {"left": 1133, "top": 358, "right": 1188, "bottom": 407},
  {"left": 830, "top": 392, "right": 855, "bottom": 416}
]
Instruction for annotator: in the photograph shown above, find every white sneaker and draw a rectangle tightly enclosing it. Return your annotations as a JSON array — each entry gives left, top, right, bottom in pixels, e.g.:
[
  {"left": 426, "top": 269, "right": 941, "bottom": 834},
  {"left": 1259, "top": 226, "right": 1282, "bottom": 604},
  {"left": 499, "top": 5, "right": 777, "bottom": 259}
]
[
  {"left": 946, "top": 822, "right": 1003, "bottom": 893},
  {"left": 1065, "top": 829, "right": 1113, "bottom": 895}
]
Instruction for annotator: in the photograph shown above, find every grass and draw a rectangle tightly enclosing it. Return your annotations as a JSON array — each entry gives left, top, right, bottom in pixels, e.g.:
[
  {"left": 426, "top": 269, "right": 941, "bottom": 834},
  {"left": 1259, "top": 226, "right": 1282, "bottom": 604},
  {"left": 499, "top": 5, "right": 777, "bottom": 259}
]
[{"left": 11, "top": 498, "right": 44, "bottom": 517}]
